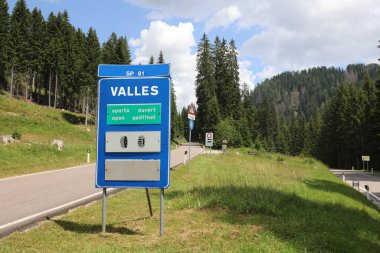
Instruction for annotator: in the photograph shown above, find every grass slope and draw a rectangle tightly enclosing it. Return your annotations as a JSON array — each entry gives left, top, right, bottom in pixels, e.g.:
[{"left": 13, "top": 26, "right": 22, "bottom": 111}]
[
  {"left": 0, "top": 93, "right": 96, "bottom": 178},
  {"left": 1, "top": 153, "right": 379, "bottom": 252}
]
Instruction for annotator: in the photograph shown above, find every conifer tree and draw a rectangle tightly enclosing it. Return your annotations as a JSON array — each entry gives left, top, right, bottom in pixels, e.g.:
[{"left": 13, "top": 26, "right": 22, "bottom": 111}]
[
  {"left": 10, "top": 0, "right": 30, "bottom": 98},
  {"left": 101, "top": 32, "right": 118, "bottom": 64},
  {"left": 149, "top": 55, "right": 154, "bottom": 64},
  {"left": 45, "top": 12, "right": 58, "bottom": 107},
  {"left": 213, "top": 37, "right": 228, "bottom": 117},
  {"left": 115, "top": 36, "right": 131, "bottom": 64},
  {"left": 181, "top": 106, "right": 189, "bottom": 140},
  {"left": 84, "top": 27, "right": 100, "bottom": 124},
  {"left": 157, "top": 50, "right": 164, "bottom": 64},
  {"left": 226, "top": 39, "right": 242, "bottom": 120},
  {"left": 72, "top": 28, "right": 87, "bottom": 111},
  {"left": 0, "top": 0, "right": 9, "bottom": 89},
  {"left": 29, "top": 7, "right": 45, "bottom": 102},
  {"left": 257, "top": 98, "right": 278, "bottom": 151},
  {"left": 195, "top": 33, "right": 220, "bottom": 141},
  {"left": 156, "top": 50, "right": 180, "bottom": 140}
]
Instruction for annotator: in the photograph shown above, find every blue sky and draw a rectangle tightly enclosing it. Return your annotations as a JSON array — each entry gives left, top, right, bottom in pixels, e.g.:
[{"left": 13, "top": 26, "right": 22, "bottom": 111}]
[{"left": 7, "top": 0, "right": 380, "bottom": 109}]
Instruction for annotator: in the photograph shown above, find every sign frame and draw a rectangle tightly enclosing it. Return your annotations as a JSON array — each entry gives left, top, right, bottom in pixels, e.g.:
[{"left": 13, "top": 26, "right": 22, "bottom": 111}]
[
  {"left": 362, "top": 156, "right": 370, "bottom": 162},
  {"left": 96, "top": 77, "right": 171, "bottom": 189},
  {"left": 205, "top": 132, "right": 213, "bottom": 147},
  {"left": 98, "top": 64, "right": 170, "bottom": 78}
]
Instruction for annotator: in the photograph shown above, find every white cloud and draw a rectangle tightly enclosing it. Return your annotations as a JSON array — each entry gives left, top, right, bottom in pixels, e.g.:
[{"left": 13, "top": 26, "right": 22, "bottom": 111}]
[
  {"left": 239, "top": 60, "right": 256, "bottom": 89},
  {"left": 240, "top": 0, "right": 380, "bottom": 78},
  {"left": 127, "top": 0, "right": 380, "bottom": 82},
  {"left": 131, "top": 21, "right": 197, "bottom": 110},
  {"left": 205, "top": 5, "right": 241, "bottom": 32}
]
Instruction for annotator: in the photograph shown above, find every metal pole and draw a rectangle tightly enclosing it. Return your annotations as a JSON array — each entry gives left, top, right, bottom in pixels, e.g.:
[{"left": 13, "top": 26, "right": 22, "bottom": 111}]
[
  {"left": 188, "top": 130, "right": 191, "bottom": 175},
  {"left": 102, "top": 188, "right": 107, "bottom": 233},
  {"left": 160, "top": 188, "right": 164, "bottom": 237},
  {"left": 145, "top": 188, "right": 153, "bottom": 217}
]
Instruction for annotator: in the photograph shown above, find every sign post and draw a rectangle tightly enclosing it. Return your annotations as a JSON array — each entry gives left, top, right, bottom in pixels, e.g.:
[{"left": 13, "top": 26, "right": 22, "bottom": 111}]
[
  {"left": 97, "top": 64, "right": 171, "bottom": 236},
  {"left": 205, "top": 132, "right": 213, "bottom": 154},
  {"left": 362, "top": 156, "right": 370, "bottom": 171},
  {"left": 187, "top": 103, "right": 196, "bottom": 175}
]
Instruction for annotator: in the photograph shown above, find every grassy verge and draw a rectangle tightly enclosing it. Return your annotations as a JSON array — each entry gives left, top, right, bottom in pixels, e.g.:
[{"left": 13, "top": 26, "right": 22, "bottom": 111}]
[
  {"left": 0, "top": 94, "right": 96, "bottom": 178},
  {"left": 1, "top": 153, "right": 379, "bottom": 252}
]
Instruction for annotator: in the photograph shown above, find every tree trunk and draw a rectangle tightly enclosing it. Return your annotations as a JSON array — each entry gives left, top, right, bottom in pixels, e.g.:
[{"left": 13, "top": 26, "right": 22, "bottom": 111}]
[
  {"left": 82, "top": 94, "right": 86, "bottom": 113},
  {"left": 85, "top": 89, "right": 89, "bottom": 127},
  {"left": 37, "top": 75, "right": 40, "bottom": 104},
  {"left": 30, "top": 71, "right": 36, "bottom": 102},
  {"left": 48, "top": 70, "right": 52, "bottom": 107},
  {"left": 54, "top": 70, "right": 58, "bottom": 109},
  {"left": 10, "top": 66, "right": 14, "bottom": 98},
  {"left": 25, "top": 71, "right": 29, "bottom": 100}
]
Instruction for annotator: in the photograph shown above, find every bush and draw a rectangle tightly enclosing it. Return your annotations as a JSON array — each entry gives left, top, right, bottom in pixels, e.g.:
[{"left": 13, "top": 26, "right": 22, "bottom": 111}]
[
  {"left": 214, "top": 117, "right": 242, "bottom": 147},
  {"left": 12, "top": 130, "right": 22, "bottom": 140}
]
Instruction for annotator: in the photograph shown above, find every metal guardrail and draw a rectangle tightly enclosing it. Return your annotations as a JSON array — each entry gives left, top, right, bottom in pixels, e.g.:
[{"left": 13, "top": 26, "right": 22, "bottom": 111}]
[{"left": 338, "top": 173, "right": 380, "bottom": 206}]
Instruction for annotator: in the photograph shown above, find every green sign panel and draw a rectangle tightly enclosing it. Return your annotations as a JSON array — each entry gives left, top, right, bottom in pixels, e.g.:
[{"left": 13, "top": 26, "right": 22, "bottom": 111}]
[{"left": 107, "top": 104, "right": 161, "bottom": 125}]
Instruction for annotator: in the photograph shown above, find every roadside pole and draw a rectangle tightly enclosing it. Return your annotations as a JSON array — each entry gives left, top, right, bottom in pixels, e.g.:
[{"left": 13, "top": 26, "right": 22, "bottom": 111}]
[
  {"left": 102, "top": 188, "right": 106, "bottom": 233},
  {"left": 188, "top": 128, "right": 191, "bottom": 175},
  {"left": 160, "top": 189, "right": 164, "bottom": 237},
  {"left": 187, "top": 103, "right": 196, "bottom": 175}
]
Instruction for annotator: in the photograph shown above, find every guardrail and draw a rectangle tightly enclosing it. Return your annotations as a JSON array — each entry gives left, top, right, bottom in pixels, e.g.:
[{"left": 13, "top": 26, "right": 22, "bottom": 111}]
[{"left": 338, "top": 173, "right": 380, "bottom": 206}]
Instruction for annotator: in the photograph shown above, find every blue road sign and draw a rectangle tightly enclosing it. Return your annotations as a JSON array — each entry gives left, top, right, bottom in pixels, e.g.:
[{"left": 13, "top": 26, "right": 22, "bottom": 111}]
[
  {"left": 189, "top": 119, "right": 194, "bottom": 130},
  {"left": 98, "top": 64, "right": 170, "bottom": 78},
  {"left": 96, "top": 77, "right": 171, "bottom": 188}
]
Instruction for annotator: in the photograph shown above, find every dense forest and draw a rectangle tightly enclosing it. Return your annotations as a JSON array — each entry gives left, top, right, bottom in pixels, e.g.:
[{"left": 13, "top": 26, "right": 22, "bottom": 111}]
[
  {"left": 1, "top": 0, "right": 379, "bottom": 170},
  {"left": 0, "top": 0, "right": 182, "bottom": 138},
  {"left": 192, "top": 33, "right": 380, "bottom": 170}
]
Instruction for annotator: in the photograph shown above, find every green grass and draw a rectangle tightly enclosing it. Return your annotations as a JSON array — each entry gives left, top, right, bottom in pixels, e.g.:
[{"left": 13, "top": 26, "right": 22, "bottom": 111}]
[
  {"left": 1, "top": 153, "right": 379, "bottom": 252},
  {"left": 0, "top": 93, "right": 96, "bottom": 178}
]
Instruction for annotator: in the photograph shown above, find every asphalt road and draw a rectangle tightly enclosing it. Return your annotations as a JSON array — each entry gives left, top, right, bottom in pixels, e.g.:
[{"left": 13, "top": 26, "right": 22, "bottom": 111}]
[
  {"left": 330, "top": 169, "right": 380, "bottom": 208},
  {"left": 0, "top": 145, "right": 203, "bottom": 237}
]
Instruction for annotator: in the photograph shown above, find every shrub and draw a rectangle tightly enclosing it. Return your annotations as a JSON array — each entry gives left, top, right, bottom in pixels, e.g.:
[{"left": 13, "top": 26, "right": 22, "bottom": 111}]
[{"left": 12, "top": 130, "right": 22, "bottom": 140}]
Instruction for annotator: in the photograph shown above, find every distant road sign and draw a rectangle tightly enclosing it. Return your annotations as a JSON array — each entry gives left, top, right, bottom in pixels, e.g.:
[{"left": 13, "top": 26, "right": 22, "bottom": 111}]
[
  {"left": 98, "top": 64, "right": 170, "bottom": 78},
  {"left": 205, "top": 132, "right": 213, "bottom": 147},
  {"left": 362, "top": 156, "right": 370, "bottom": 162},
  {"left": 188, "top": 102, "right": 196, "bottom": 120}
]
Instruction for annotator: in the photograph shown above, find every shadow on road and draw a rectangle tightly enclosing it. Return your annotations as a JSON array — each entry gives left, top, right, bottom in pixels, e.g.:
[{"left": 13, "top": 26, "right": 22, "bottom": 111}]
[{"left": 54, "top": 220, "right": 141, "bottom": 235}]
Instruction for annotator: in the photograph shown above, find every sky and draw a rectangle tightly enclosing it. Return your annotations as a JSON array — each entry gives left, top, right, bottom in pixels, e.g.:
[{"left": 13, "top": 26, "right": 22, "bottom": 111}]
[{"left": 7, "top": 0, "right": 380, "bottom": 110}]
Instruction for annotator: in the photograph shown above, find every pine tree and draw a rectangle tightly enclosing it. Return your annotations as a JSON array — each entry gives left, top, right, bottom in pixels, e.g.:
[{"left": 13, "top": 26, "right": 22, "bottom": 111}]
[
  {"left": 226, "top": 39, "right": 242, "bottom": 120},
  {"left": 84, "top": 27, "right": 100, "bottom": 126},
  {"left": 195, "top": 34, "right": 220, "bottom": 141},
  {"left": 157, "top": 50, "right": 164, "bottom": 64},
  {"left": 29, "top": 7, "right": 45, "bottom": 102},
  {"left": 149, "top": 55, "right": 154, "bottom": 64},
  {"left": 0, "top": 0, "right": 9, "bottom": 89},
  {"left": 45, "top": 12, "right": 58, "bottom": 107},
  {"left": 115, "top": 36, "right": 131, "bottom": 64},
  {"left": 101, "top": 32, "right": 118, "bottom": 64},
  {"left": 257, "top": 98, "right": 278, "bottom": 151},
  {"left": 71, "top": 28, "right": 87, "bottom": 112},
  {"left": 213, "top": 37, "right": 228, "bottom": 117},
  {"left": 10, "top": 0, "right": 30, "bottom": 98},
  {"left": 181, "top": 107, "right": 189, "bottom": 140}
]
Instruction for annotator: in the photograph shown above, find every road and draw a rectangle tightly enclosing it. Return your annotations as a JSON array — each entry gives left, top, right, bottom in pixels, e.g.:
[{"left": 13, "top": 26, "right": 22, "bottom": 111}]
[
  {"left": 330, "top": 169, "right": 380, "bottom": 208},
  {"left": 0, "top": 145, "right": 203, "bottom": 237}
]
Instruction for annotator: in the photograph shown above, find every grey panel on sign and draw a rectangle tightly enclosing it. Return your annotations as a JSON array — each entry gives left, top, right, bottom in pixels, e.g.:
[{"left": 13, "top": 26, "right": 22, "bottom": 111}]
[
  {"left": 106, "top": 131, "right": 160, "bottom": 152},
  {"left": 105, "top": 159, "right": 160, "bottom": 181}
]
